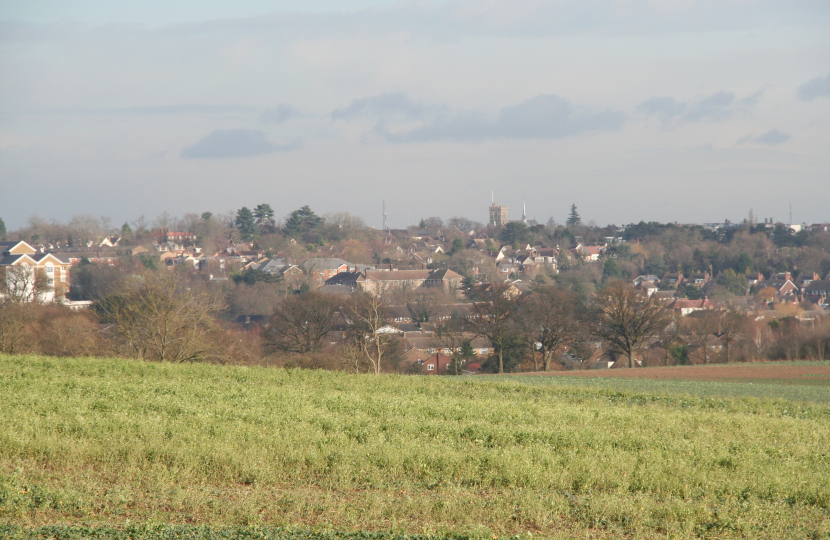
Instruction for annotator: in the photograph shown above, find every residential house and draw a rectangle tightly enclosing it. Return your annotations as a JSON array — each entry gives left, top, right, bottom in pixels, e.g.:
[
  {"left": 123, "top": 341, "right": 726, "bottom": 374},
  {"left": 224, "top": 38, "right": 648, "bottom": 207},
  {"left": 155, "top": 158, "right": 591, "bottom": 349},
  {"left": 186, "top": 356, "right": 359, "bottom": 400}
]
[
  {"left": 572, "top": 243, "right": 606, "bottom": 262},
  {"left": 670, "top": 298, "right": 714, "bottom": 316},
  {"left": 359, "top": 269, "right": 462, "bottom": 296},
  {"left": 422, "top": 353, "right": 453, "bottom": 375},
  {"left": 685, "top": 272, "right": 710, "bottom": 288},
  {"left": 99, "top": 236, "right": 121, "bottom": 247},
  {"left": 0, "top": 241, "right": 71, "bottom": 303},
  {"left": 301, "top": 257, "right": 360, "bottom": 284},
  {"left": 795, "top": 272, "right": 821, "bottom": 293},
  {"left": 661, "top": 272, "right": 684, "bottom": 289},
  {"left": 755, "top": 272, "right": 799, "bottom": 300},
  {"left": 804, "top": 280, "right": 830, "bottom": 305}
]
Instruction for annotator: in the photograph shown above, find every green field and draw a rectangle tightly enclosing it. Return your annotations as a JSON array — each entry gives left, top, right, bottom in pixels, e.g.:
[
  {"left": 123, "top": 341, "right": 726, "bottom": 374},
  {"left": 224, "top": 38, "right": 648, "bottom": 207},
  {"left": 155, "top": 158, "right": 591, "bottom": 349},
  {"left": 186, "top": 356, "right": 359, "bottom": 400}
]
[
  {"left": 500, "top": 363, "right": 830, "bottom": 404},
  {"left": 1, "top": 355, "right": 829, "bottom": 539}
]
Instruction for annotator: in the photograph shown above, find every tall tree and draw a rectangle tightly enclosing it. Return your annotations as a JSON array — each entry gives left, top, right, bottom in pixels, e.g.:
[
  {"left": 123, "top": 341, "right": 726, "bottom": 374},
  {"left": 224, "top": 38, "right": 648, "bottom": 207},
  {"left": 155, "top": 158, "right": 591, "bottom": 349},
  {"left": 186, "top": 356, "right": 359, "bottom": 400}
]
[
  {"left": 92, "top": 271, "right": 223, "bottom": 362},
  {"left": 566, "top": 204, "right": 581, "bottom": 227},
  {"left": 592, "top": 281, "right": 670, "bottom": 368},
  {"left": 254, "top": 204, "right": 275, "bottom": 231},
  {"left": 345, "top": 292, "right": 393, "bottom": 375},
  {"left": 235, "top": 207, "right": 257, "bottom": 241},
  {"left": 718, "top": 310, "right": 745, "bottom": 363},
  {"left": 686, "top": 311, "right": 720, "bottom": 364},
  {"left": 284, "top": 205, "right": 323, "bottom": 238},
  {"left": 471, "top": 282, "right": 518, "bottom": 373},
  {"left": 0, "top": 217, "right": 6, "bottom": 241},
  {"left": 518, "top": 286, "right": 580, "bottom": 371},
  {"left": 264, "top": 292, "right": 341, "bottom": 354}
]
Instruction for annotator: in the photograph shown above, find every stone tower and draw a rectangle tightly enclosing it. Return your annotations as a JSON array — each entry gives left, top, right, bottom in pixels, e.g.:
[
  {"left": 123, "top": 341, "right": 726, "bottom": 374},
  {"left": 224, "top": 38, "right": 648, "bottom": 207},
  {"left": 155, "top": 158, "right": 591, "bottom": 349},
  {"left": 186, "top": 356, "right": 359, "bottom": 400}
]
[{"left": 489, "top": 195, "right": 508, "bottom": 227}]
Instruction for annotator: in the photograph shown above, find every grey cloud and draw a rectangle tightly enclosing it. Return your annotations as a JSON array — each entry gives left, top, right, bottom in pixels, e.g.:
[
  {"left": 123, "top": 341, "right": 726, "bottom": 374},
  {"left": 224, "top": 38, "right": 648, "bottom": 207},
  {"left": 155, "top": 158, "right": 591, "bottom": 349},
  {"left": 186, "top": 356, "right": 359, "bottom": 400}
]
[
  {"left": 797, "top": 73, "right": 830, "bottom": 101},
  {"left": 639, "top": 91, "right": 755, "bottom": 124},
  {"left": 737, "top": 129, "right": 790, "bottom": 146},
  {"left": 181, "top": 129, "right": 292, "bottom": 159},
  {"left": 260, "top": 105, "right": 301, "bottom": 124},
  {"left": 684, "top": 91, "right": 735, "bottom": 121},
  {"left": 383, "top": 94, "right": 626, "bottom": 143},
  {"left": 636, "top": 97, "right": 686, "bottom": 121},
  {"left": 111, "top": 104, "right": 255, "bottom": 115},
  {"left": 331, "top": 93, "right": 446, "bottom": 122}
]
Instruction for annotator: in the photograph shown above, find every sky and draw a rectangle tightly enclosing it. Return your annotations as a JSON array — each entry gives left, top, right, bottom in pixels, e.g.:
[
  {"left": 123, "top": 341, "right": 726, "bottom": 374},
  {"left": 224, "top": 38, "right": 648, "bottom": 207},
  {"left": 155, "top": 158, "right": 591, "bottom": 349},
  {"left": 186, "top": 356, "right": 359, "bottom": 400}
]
[{"left": 1, "top": 1, "right": 829, "bottom": 230}]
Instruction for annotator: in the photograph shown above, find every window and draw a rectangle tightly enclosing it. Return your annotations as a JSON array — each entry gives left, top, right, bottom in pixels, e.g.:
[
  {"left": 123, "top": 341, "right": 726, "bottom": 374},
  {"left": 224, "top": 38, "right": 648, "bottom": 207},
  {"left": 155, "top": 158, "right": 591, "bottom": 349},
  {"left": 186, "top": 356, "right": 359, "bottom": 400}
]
[
  {"left": 427, "top": 364, "right": 434, "bottom": 371},
  {"left": 46, "top": 266, "right": 53, "bottom": 273}
]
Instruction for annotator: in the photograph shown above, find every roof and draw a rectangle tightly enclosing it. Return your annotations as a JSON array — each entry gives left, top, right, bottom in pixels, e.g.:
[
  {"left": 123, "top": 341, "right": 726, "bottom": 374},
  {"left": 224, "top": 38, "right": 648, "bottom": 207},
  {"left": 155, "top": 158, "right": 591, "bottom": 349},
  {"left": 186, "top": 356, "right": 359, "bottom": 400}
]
[
  {"left": 364, "top": 270, "right": 430, "bottom": 281},
  {"left": 301, "top": 257, "right": 353, "bottom": 271},
  {"left": 426, "top": 268, "right": 463, "bottom": 280},
  {"left": 324, "top": 271, "right": 363, "bottom": 286},
  {"left": 805, "top": 280, "right": 830, "bottom": 294}
]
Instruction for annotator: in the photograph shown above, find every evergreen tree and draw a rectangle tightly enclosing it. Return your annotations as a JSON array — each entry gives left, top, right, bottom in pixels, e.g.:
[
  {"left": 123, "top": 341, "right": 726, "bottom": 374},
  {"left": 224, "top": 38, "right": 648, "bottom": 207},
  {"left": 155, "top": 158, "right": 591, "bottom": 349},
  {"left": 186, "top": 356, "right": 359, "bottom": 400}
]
[
  {"left": 254, "top": 204, "right": 275, "bottom": 229},
  {"left": 566, "top": 204, "right": 581, "bottom": 227},
  {"left": 284, "top": 205, "right": 323, "bottom": 237},
  {"left": 235, "top": 207, "right": 258, "bottom": 241},
  {"left": 0, "top": 218, "right": 6, "bottom": 241},
  {"left": 121, "top": 222, "right": 133, "bottom": 239}
]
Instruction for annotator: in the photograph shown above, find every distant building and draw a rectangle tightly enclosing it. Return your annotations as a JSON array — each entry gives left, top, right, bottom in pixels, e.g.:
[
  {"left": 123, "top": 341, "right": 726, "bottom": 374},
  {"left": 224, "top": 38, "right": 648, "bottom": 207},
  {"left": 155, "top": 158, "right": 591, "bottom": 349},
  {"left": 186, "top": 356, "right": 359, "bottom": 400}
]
[{"left": 489, "top": 201, "right": 508, "bottom": 227}]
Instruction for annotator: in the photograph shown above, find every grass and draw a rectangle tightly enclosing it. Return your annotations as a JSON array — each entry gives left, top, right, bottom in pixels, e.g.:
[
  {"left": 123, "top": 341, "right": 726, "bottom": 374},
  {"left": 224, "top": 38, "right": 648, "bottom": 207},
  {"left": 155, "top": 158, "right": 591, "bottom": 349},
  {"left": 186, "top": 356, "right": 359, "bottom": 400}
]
[
  {"left": 501, "top": 363, "right": 830, "bottom": 404},
  {"left": 1, "top": 354, "right": 829, "bottom": 539}
]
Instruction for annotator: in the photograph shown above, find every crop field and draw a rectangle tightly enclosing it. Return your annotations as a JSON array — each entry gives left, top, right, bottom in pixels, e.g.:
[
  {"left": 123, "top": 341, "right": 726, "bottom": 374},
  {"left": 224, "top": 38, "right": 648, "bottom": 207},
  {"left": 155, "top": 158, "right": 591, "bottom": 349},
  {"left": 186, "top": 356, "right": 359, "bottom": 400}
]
[
  {"left": 1, "top": 355, "right": 829, "bottom": 539},
  {"left": 504, "top": 362, "right": 830, "bottom": 404}
]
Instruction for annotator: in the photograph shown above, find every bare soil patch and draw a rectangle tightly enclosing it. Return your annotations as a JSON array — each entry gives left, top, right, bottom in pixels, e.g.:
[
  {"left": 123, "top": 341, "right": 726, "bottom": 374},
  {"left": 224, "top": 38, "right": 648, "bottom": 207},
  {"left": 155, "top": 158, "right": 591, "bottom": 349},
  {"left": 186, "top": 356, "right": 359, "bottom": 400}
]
[{"left": 524, "top": 363, "right": 830, "bottom": 383}]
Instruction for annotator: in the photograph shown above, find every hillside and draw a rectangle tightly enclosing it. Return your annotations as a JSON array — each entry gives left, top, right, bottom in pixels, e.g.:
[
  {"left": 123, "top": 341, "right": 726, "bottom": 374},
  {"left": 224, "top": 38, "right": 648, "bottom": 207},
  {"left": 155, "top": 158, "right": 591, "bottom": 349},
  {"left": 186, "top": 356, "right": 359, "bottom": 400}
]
[{"left": 1, "top": 355, "right": 829, "bottom": 539}]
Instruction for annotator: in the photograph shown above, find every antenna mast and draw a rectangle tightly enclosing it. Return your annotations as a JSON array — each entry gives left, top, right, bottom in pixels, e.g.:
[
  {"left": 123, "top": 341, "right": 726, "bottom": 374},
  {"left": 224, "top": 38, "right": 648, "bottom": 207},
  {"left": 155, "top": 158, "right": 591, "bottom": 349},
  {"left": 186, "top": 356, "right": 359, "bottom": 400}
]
[{"left": 382, "top": 200, "right": 388, "bottom": 231}]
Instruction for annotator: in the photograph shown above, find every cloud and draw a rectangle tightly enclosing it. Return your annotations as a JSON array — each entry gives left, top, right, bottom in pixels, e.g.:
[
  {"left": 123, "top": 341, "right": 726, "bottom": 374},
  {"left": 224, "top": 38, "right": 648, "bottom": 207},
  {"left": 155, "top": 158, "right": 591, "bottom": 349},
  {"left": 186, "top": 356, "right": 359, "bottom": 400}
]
[
  {"left": 636, "top": 97, "right": 686, "bottom": 121},
  {"left": 797, "top": 73, "right": 830, "bottom": 101},
  {"left": 737, "top": 129, "right": 790, "bottom": 146},
  {"left": 259, "top": 105, "right": 302, "bottom": 124},
  {"left": 638, "top": 91, "right": 759, "bottom": 124},
  {"left": 357, "top": 94, "right": 626, "bottom": 143},
  {"left": 181, "top": 129, "right": 292, "bottom": 159},
  {"left": 331, "top": 93, "right": 445, "bottom": 122},
  {"left": 111, "top": 104, "right": 256, "bottom": 115}
]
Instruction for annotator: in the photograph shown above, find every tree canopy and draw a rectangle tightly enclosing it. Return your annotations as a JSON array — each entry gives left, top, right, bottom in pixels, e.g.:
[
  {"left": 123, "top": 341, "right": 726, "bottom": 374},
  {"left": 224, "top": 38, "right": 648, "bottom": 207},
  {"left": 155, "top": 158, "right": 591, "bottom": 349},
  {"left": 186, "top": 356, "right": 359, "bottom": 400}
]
[
  {"left": 235, "top": 207, "right": 257, "bottom": 241},
  {"left": 284, "top": 205, "right": 323, "bottom": 238}
]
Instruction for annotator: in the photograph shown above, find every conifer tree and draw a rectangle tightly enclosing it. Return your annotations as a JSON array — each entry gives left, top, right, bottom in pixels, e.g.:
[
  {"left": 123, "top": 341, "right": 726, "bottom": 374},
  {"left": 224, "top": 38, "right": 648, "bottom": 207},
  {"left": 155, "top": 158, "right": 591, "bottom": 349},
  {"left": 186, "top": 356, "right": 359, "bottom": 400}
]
[
  {"left": 566, "top": 204, "right": 581, "bottom": 227},
  {"left": 235, "top": 207, "right": 257, "bottom": 241}
]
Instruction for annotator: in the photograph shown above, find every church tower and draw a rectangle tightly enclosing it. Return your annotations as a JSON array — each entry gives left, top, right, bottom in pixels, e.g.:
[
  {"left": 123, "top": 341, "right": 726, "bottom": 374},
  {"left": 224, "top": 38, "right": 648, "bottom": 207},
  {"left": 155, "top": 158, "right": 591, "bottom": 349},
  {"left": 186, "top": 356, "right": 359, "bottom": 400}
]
[{"left": 489, "top": 192, "right": 508, "bottom": 227}]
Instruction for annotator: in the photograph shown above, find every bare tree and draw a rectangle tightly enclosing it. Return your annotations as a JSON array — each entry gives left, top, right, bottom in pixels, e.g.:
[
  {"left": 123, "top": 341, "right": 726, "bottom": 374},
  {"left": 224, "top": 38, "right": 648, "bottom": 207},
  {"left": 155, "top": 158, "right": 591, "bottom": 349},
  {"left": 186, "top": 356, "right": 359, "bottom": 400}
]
[
  {"left": 718, "top": 310, "right": 745, "bottom": 363},
  {"left": 686, "top": 311, "right": 720, "bottom": 364},
  {"left": 92, "top": 270, "right": 223, "bottom": 362},
  {"left": 1, "top": 265, "right": 48, "bottom": 304},
  {"left": 661, "top": 311, "right": 684, "bottom": 365},
  {"left": 403, "top": 289, "right": 444, "bottom": 324},
  {"left": 518, "top": 286, "right": 580, "bottom": 371},
  {"left": 592, "top": 281, "right": 670, "bottom": 368},
  {"left": 432, "top": 315, "right": 472, "bottom": 375},
  {"left": 264, "top": 292, "right": 341, "bottom": 354},
  {"left": 470, "top": 282, "right": 518, "bottom": 373},
  {"left": 345, "top": 292, "right": 393, "bottom": 375}
]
